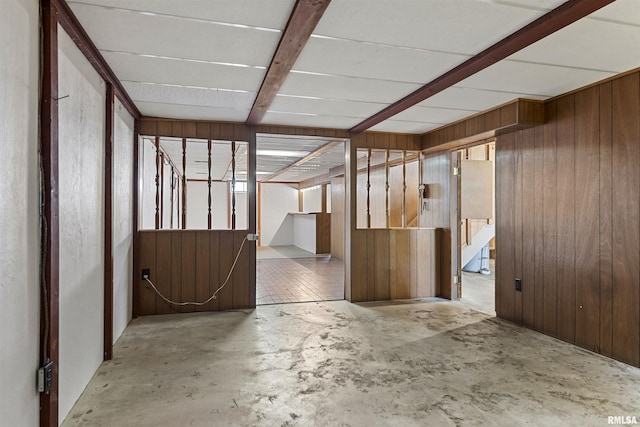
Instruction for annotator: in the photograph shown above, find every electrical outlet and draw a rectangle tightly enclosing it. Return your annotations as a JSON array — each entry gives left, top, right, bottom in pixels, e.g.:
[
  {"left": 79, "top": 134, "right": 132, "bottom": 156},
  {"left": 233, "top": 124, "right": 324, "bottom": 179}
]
[
  {"left": 37, "top": 361, "right": 53, "bottom": 393},
  {"left": 142, "top": 268, "right": 150, "bottom": 280},
  {"left": 515, "top": 278, "right": 522, "bottom": 292}
]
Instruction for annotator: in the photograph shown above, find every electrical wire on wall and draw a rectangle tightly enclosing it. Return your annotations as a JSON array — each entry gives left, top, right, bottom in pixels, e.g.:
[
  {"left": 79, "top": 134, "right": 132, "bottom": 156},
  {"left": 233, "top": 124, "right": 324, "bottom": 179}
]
[{"left": 143, "top": 236, "right": 249, "bottom": 306}]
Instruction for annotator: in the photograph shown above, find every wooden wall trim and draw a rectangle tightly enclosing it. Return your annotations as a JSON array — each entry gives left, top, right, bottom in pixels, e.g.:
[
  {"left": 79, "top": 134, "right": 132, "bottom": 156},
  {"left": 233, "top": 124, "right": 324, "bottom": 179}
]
[
  {"left": 139, "top": 118, "right": 350, "bottom": 140},
  {"left": 103, "top": 83, "right": 114, "bottom": 361},
  {"left": 51, "top": 0, "right": 140, "bottom": 119},
  {"left": 40, "top": 1, "right": 60, "bottom": 425},
  {"left": 351, "top": 131, "right": 422, "bottom": 150},
  {"left": 421, "top": 99, "right": 544, "bottom": 152}
]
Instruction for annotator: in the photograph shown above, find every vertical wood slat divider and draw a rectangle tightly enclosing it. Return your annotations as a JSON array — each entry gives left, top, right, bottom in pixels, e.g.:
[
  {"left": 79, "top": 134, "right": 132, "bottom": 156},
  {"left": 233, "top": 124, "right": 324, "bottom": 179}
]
[
  {"left": 208, "top": 139, "right": 212, "bottom": 229},
  {"left": 170, "top": 169, "right": 174, "bottom": 229},
  {"left": 402, "top": 151, "right": 407, "bottom": 228},
  {"left": 231, "top": 140, "right": 236, "bottom": 230},
  {"left": 160, "top": 152, "right": 164, "bottom": 228},
  {"left": 385, "top": 150, "right": 390, "bottom": 228},
  {"left": 182, "top": 138, "right": 187, "bottom": 229},
  {"left": 366, "top": 148, "right": 371, "bottom": 228},
  {"left": 154, "top": 136, "right": 160, "bottom": 229}
]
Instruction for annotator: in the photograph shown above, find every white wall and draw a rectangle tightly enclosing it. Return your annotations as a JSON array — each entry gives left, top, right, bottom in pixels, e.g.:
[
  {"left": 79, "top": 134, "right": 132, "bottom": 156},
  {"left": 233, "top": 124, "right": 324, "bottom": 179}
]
[
  {"left": 302, "top": 186, "right": 322, "bottom": 213},
  {"left": 326, "top": 183, "right": 332, "bottom": 213},
  {"left": 140, "top": 137, "right": 156, "bottom": 230},
  {"left": 260, "top": 183, "right": 298, "bottom": 246},
  {"left": 113, "top": 99, "right": 134, "bottom": 344},
  {"left": 0, "top": 1, "right": 40, "bottom": 425},
  {"left": 58, "top": 28, "right": 106, "bottom": 424},
  {"left": 186, "top": 181, "right": 228, "bottom": 229}
]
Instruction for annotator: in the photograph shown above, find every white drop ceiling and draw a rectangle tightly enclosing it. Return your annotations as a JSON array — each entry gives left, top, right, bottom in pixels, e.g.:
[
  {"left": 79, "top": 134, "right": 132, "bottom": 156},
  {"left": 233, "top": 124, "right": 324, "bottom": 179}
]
[{"left": 70, "top": 0, "right": 640, "bottom": 180}]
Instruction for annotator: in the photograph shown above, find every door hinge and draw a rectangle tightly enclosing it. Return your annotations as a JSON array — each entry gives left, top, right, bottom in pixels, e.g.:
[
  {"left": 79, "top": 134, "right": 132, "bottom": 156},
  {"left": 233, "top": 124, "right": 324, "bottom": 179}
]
[
  {"left": 454, "top": 275, "right": 462, "bottom": 298},
  {"left": 453, "top": 164, "right": 461, "bottom": 176}
]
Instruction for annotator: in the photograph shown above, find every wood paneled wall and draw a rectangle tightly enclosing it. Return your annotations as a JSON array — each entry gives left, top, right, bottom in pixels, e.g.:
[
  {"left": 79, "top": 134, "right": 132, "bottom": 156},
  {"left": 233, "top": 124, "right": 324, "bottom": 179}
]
[
  {"left": 330, "top": 176, "right": 345, "bottom": 260},
  {"left": 351, "top": 228, "right": 440, "bottom": 302},
  {"left": 315, "top": 212, "right": 331, "bottom": 254},
  {"left": 422, "top": 99, "right": 544, "bottom": 151},
  {"left": 495, "top": 71, "right": 640, "bottom": 367},
  {"left": 137, "top": 230, "right": 255, "bottom": 315},
  {"left": 420, "top": 152, "right": 452, "bottom": 299}
]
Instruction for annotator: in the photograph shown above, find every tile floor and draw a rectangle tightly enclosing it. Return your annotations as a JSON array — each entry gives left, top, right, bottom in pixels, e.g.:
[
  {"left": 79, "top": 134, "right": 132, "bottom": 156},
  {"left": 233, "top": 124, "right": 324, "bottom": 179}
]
[{"left": 256, "top": 256, "right": 344, "bottom": 305}]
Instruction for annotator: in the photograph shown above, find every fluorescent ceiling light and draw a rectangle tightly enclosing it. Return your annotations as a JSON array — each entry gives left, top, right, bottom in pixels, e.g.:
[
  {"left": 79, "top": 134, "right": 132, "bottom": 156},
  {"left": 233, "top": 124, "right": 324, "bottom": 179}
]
[{"left": 257, "top": 150, "right": 309, "bottom": 157}]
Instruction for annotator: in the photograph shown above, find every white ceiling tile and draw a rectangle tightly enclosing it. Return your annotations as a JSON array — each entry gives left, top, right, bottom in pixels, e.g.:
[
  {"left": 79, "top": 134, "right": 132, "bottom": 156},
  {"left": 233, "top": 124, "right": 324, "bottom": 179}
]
[
  {"left": 270, "top": 96, "right": 384, "bottom": 118},
  {"left": 509, "top": 17, "right": 640, "bottom": 73},
  {"left": 294, "top": 37, "right": 469, "bottom": 83},
  {"left": 70, "top": 3, "right": 280, "bottom": 66},
  {"left": 69, "top": 0, "right": 296, "bottom": 29},
  {"left": 279, "top": 72, "right": 421, "bottom": 103},
  {"left": 135, "top": 102, "right": 249, "bottom": 122},
  {"left": 369, "top": 120, "right": 440, "bottom": 134},
  {"left": 103, "top": 51, "right": 265, "bottom": 91},
  {"left": 123, "top": 81, "right": 255, "bottom": 110},
  {"left": 589, "top": 0, "right": 640, "bottom": 26},
  {"left": 390, "top": 105, "right": 477, "bottom": 124},
  {"left": 314, "top": 0, "right": 553, "bottom": 54},
  {"left": 261, "top": 112, "right": 358, "bottom": 130},
  {"left": 457, "top": 61, "right": 614, "bottom": 97}
]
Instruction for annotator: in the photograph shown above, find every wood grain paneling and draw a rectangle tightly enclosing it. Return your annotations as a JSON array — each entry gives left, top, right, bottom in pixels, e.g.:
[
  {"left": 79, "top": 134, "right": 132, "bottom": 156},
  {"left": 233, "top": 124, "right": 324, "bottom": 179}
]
[
  {"left": 574, "top": 86, "right": 600, "bottom": 352},
  {"left": 195, "top": 232, "right": 210, "bottom": 312},
  {"left": 422, "top": 99, "right": 544, "bottom": 152},
  {"left": 556, "top": 95, "right": 576, "bottom": 343},
  {"left": 330, "top": 176, "right": 345, "bottom": 260},
  {"left": 533, "top": 125, "right": 545, "bottom": 333},
  {"left": 611, "top": 73, "right": 640, "bottom": 366},
  {"left": 599, "top": 81, "right": 613, "bottom": 358},
  {"left": 494, "top": 71, "right": 640, "bottom": 367},
  {"left": 155, "top": 232, "right": 172, "bottom": 315},
  {"left": 497, "top": 133, "right": 515, "bottom": 322},
  {"left": 521, "top": 127, "right": 535, "bottom": 329},
  {"left": 349, "top": 228, "right": 439, "bottom": 303},
  {"left": 137, "top": 230, "right": 254, "bottom": 314},
  {"left": 420, "top": 152, "right": 451, "bottom": 297},
  {"left": 542, "top": 100, "right": 558, "bottom": 338},
  {"left": 315, "top": 213, "right": 331, "bottom": 254}
]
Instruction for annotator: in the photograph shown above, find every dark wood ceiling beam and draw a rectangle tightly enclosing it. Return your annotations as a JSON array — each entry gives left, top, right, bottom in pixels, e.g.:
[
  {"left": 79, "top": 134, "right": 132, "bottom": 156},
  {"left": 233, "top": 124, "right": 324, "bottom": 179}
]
[
  {"left": 51, "top": 0, "right": 141, "bottom": 119},
  {"left": 350, "top": 0, "right": 615, "bottom": 133},
  {"left": 245, "top": 0, "right": 331, "bottom": 126}
]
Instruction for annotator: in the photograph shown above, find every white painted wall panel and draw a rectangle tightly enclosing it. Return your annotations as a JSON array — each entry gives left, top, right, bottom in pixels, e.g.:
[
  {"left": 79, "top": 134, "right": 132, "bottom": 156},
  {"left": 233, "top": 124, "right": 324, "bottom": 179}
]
[
  {"left": 303, "top": 186, "right": 323, "bottom": 213},
  {"left": 260, "top": 183, "right": 299, "bottom": 246},
  {"left": 186, "top": 181, "right": 229, "bottom": 229},
  {"left": 0, "top": 1, "right": 40, "bottom": 425},
  {"left": 140, "top": 137, "right": 156, "bottom": 230},
  {"left": 58, "top": 28, "right": 106, "bottom": 424},
  {"left": 113, "top": 99, "right": 134, "bottom": 344},
  {"left": 293, "top": 215, "right": 317, "bottom": 254}
]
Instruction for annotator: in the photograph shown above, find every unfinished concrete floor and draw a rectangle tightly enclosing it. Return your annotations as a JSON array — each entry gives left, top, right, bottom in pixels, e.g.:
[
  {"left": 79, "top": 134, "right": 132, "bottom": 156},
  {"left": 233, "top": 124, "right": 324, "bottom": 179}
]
[{"left": 62, "top": 300, "right": 640, "bottom": 427}]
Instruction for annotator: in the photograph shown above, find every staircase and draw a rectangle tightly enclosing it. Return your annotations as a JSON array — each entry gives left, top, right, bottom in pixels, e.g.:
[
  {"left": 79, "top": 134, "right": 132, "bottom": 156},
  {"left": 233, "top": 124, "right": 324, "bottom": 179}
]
[{"left": 462, "top": 223, "right": 495, "bottom": 267}]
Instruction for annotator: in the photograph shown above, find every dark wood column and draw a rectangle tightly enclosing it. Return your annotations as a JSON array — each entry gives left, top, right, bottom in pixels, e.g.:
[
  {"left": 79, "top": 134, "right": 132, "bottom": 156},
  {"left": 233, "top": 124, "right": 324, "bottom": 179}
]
[
  {"left": 103, "top": 83, "right": 114, "bottom": 360},
  {"left": 40, "top": 1, "right": 59, "bottom": 425}
]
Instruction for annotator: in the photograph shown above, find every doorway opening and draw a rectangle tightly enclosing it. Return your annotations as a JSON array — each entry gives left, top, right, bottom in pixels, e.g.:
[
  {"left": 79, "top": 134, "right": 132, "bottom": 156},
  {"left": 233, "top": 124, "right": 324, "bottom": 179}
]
[
  {"left": 255, "top": 134, "right": 347, "bottom": 305},
  {"left": 457, "top": 140, "right": 496, "bottom": 315}
]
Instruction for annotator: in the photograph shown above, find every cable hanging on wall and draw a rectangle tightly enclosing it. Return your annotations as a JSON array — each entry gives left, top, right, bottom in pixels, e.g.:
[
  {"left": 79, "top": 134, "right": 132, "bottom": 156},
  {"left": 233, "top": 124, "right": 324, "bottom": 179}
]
[{"left": 143, "top": 236, "right": 249, "bottom": 306}]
